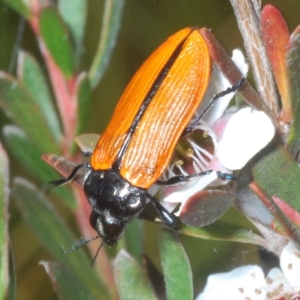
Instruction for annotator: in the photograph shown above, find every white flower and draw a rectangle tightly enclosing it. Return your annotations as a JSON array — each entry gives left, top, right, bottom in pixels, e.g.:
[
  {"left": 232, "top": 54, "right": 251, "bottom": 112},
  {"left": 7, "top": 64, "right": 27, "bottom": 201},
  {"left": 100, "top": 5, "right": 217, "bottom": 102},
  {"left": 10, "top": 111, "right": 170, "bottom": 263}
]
[
  {"left": 160, "top": 49, "right": 275, "bottom": 217},
  {"left": 216, "top": 107, "right": 275, "bottom": 170},
  {"left": 196, "top": 241, "right": 300, "bottom": 300}
]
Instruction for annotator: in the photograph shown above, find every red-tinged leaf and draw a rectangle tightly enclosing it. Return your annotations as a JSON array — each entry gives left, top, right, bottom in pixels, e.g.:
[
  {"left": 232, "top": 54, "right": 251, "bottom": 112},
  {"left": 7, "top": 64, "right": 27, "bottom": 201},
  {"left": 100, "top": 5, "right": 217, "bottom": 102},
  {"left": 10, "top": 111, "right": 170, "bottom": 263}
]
[
  {"left": 158, "top": 229, "right": 193, "bottom": 300},
  {"left": 229, "top": 0, "right": 280, "bottom": 118},
  {"left": 114, "top": 250, "right": 157, "bottom": 300},
  {"left": 40, "top": 261, "right": 98, "bottom": 300},
  {"left": 179, "top": 190, "right": 235, "bottom": 227},
  {"left": 42, "top": 153, "right": 88, "bottom": 188},
  {"left": 249, "top": 182, "right": 300, "bottom": 246},
  {"left": 286, "top": 26, "right": 300, "bottom": 154},
  {"left": 200, "top": 28, "right": 273, "bottom": 118},
  {"left": 261, "top": 5, "right": 291, "bottom": 123},
  {"left": 75, "top": 134, "right": 100, "bottom": 155},
  {"left": 272, "top": 196, "right": 300, "bottom": 227},
  {"left": 39, "top": 7, "right": 74, "bottom": 78},
  {"left": 0, "top": 143, "right": 9, "bottom": 299}
]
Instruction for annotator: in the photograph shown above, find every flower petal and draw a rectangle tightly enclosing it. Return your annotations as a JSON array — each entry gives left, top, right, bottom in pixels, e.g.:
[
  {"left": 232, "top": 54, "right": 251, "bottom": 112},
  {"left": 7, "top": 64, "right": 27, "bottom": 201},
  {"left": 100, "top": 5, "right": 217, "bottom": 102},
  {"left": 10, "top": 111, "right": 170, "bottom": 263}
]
[
  {"left": 162, "top": 171, "right": 218, "bottom": 216},
  {"left": 216, "top": 107, "right": 275, "bottom": 170},
  {"left": 280, "top": 241, "right": 300, "bottom": 289},
  {"left": 201, "top": 49, "right": 249, "bottom": 126},
  {"left": 265, "top": 267, "right": 296, "bottom": 298},
  {"left": 196, "top": 265, "right": 266, "bottom": 300}
]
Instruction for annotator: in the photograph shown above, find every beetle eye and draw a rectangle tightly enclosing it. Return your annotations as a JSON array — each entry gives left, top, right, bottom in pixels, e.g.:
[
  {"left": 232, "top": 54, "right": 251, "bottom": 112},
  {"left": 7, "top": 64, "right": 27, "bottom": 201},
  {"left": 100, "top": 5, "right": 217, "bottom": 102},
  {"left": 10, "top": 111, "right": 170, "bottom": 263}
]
[{"left": 89, "top": 210, "right": 124, "bottom": 247}]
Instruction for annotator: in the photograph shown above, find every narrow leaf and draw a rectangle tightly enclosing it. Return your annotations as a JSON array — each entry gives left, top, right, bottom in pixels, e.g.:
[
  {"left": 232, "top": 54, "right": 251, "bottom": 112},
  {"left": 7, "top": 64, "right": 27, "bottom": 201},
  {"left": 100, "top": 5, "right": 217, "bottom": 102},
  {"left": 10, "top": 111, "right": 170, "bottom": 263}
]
[
  {"left": 114, "top": 250, "right": 157, "bottom": 300},
  {"left": 0, "top": 72, "right": 59, "bottom": 153},
  {"left": 41, "top": 261, "right": 97, "bottom": 300},
  {"left": 12, "top": 178, "right": 108, "bottom": 299},
  {"left": 179, "top": 222, "right": 267, "bottom": 248},
  {"left": 261, "top": 5, "right": 291, "bottom": 123},
  {"left": 229, "top": 0, "right": 280, "bottom": 117},
  {"left": 286, "top": 26, "right": 300, "bottom": 154},
  {"left": 7, "top": 251, "right": 16, "bottom": 300},
  {"left": 252, "top": 142, "right": 300, "bottom": 212},
  {"left": 124, "top": 219, "right": 143, "bottom": 262},
  {"left": 89, "top": 0, "right": 125, "bottom": 88},
  {"left": 39, "top": 7, "right": 74, "bottom": 78},
  {"left": 2, "top": 0, "right": 30, "bottom": 18},
  {"left": 3, "top": 126, "right": 75, "bottom": 208},
  {"left": 17, "top": 51, "right": 62, "bottom": 142},
  {"left": 58, "top": 0, "right": 87, "bottom": 61},
  {"left": 0, "top": 143, "right": 9, "bottom": 299},
  {"left": 158, "top": 229, "right": 193, "bottom": 300},
  {"left": 73, "top": 73, "right": 92, "bottom": 152}
]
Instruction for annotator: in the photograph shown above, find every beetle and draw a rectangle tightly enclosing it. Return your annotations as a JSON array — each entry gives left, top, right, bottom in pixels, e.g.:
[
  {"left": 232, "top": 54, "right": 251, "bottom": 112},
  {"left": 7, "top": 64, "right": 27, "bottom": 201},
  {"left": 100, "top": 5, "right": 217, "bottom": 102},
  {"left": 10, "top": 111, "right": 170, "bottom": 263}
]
[{"left": 50, "top": 28, "right": 243, "bottom": 249}]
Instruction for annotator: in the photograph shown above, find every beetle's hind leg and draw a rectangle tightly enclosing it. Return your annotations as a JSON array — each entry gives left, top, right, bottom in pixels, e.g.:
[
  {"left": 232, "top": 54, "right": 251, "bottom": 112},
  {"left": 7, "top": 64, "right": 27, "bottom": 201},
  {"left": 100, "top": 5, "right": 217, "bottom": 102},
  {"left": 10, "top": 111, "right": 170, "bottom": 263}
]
[
  {"left": 156, "top": 170, "right": 236, "bottom": 186},
  {"left": 183, "top": 77, "right": 244, "bottom": 136}
]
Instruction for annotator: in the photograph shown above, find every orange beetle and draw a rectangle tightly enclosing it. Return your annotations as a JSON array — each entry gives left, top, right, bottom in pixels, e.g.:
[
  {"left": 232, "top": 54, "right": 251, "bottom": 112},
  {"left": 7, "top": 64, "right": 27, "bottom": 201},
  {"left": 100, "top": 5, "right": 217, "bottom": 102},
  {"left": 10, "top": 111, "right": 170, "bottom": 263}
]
[{"left": 51, "top": 28, "right": 243, "bottom": 247}]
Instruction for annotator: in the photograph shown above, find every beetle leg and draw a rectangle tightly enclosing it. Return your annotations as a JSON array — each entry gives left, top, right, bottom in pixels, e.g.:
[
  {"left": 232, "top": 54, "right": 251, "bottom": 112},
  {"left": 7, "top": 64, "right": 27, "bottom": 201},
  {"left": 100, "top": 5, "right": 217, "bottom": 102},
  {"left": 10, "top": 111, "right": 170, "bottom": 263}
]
[
  {"left": 183, "top": 77, "right": 245, "bottom": 135},
  {"left": 148, "top": 195, "right": 177, "bottom": 228},
  {"left": 49, "top": 163, "right": 91, "bottom": 187},
  {"left": 156, "top": 170, "right": 236, "bottom": 186}
]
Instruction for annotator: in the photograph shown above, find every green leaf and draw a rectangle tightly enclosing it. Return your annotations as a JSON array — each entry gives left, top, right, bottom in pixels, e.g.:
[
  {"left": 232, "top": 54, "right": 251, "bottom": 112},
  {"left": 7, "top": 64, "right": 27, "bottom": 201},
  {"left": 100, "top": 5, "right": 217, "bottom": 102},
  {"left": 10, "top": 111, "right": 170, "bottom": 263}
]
[
  {"left": 252, "top": 142, "right": 300, "bottom": 212},
  {"left": 114, "top": 250, "right": 157, "bottom": 300},
  {"left": 286, "top": 27, "right": 300, "bottom": 154},
  {"left": 124, "top": 219, "right": 143, "bottom": 262},
  {"left": 89, "top": 0, "right": 125, "bottom": 88},
  {"left": 0, "top": 143, "right": 9, "bottom": 299},
  {"left": 179, "top": 222, "right": 267, "bottom": 247},
  {"left": 158, "top": 229, "right": 193, "bottom": 300},
  {"left": 39, "top": 7, "right": 74, "bottom": 78},
  {"left": 41, "top": 261, "right": 97, "bottom": 300},
  {"left": 0, "top": 72, "right": 59, "bottom": 153},
  {"left": 57, "top": 0, "right": 87, "bottom": 61},
  {"left": 17, "top": 51, "right": 62, "bottom": 143},
  {"left": 12, "top": 178, "right": 108, "bottom": 299},
  {"left": 7, "top": 251, "right": 16, "bottom": 300},
  {"left": 3, "top": 125, "right": 75, "bottom": 208},
  {"left": 73, "top": 73, "right": 92, "bottom": 153},
  {"left": 2, "top": 0, "right": 30, "bottom": 18},
  {"left": 75, "top": 133, "right": 100, "bottom": 154}
]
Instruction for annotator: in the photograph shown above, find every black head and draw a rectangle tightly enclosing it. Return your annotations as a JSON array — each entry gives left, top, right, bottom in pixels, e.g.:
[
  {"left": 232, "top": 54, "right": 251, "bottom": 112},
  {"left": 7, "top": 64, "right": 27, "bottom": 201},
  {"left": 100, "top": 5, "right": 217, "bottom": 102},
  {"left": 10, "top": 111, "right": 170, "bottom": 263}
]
[{"left": 83, "top": 169, "right": 147, "bottom": 246}]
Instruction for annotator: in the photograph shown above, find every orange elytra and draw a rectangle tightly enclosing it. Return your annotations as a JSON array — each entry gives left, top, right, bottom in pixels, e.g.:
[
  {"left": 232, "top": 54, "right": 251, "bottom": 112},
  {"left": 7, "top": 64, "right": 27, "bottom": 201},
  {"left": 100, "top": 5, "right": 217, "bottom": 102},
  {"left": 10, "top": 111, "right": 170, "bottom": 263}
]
[{"left": 50, "top": 28, "right": 242, "bottom": 250}]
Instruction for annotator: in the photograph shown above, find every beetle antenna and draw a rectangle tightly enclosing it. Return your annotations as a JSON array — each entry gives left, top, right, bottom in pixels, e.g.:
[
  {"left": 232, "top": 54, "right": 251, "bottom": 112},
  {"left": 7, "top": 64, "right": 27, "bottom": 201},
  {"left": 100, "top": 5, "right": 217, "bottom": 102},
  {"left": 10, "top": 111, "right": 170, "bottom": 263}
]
[
  {"left": 61, "top": 236, "right": 100, "bottom": 254},
  {"left": 91, "top": 242, "right": 105, "bottom": 267}
]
